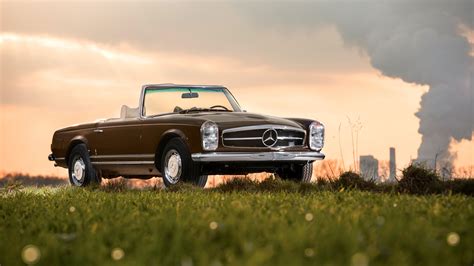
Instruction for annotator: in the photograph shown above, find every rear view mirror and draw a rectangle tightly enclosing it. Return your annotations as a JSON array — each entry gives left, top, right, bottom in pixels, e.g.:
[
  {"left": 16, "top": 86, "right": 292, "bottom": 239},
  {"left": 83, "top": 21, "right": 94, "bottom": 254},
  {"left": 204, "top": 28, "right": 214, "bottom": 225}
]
[{"left": 182, "top": 92, "right": 199, "bottom": 99}]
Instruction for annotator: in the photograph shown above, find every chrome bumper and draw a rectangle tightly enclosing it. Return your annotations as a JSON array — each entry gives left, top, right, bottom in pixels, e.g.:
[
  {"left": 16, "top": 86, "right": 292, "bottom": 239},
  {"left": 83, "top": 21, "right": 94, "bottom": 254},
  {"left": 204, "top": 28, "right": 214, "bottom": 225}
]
[{"left": 191, "top": 151, "right": 325, "bottom": 162}]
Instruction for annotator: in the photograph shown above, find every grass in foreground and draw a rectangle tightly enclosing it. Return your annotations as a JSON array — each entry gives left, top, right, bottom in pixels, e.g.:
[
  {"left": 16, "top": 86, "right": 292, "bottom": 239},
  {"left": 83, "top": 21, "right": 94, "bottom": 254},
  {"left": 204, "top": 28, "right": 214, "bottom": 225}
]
[{"left": 0, "top": 179, "right": 473, "bottom": 265}]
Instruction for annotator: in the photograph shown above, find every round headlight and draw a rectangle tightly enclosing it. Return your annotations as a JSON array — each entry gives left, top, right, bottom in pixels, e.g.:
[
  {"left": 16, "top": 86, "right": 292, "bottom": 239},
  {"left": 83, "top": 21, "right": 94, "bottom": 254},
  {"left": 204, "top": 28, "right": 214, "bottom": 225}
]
[
  {"left": 309, "top": 122, "right": 324, "bottom": 151},
  {"left": 200, "top": 121, "right": 219, "bottom": 151}
]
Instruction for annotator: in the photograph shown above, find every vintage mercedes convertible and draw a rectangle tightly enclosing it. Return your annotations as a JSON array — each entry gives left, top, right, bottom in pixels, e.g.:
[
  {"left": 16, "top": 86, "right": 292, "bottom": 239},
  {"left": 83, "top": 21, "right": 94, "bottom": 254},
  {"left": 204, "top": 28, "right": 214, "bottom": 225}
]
[{"left": 48, "top": 84, "right": 325, "bottom": 187}]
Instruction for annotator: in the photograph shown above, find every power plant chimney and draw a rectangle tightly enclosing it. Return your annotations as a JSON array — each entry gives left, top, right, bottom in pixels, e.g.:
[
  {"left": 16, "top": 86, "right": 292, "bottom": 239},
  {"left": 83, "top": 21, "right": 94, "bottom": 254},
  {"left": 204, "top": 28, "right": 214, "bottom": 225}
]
[
  {"left": 389, "top": 147, "right": 396, "bottom": 182},
  {"left": 360, "top": 155, "right": 379, "bottom": 181}
]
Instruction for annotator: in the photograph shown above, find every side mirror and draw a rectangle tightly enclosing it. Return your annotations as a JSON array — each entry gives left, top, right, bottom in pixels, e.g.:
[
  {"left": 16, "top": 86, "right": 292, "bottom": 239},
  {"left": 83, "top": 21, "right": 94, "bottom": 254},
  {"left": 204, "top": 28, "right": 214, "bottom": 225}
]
[{"left": 182, "top": 92, "right": 199, "bottom": 99}]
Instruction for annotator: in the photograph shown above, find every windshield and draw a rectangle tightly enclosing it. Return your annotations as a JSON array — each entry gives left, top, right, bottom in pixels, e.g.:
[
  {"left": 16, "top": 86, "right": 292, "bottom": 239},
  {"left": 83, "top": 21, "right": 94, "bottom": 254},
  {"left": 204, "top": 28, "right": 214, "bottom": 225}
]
[{"left": 143, "top": 87, "right": 242, "bottom": 116}]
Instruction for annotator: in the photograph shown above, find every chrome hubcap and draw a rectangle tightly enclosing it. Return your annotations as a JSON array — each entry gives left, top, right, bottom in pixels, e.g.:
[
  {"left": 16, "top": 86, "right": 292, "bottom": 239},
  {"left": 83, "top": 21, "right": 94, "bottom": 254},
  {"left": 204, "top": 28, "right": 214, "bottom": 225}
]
[
  {"left": 72, "top": 158, "right": 86, "bottom": 182},
  {"left": 164, "top": 149, "right": 182, "bottom": 184}
]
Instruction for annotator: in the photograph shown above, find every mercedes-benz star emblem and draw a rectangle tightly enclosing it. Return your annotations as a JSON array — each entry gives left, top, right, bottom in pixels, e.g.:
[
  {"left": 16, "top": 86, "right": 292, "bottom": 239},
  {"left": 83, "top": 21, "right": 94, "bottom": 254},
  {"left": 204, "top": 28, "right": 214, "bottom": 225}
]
[{"left": 262, "top": 129, "right": 278, "bottom": 147}]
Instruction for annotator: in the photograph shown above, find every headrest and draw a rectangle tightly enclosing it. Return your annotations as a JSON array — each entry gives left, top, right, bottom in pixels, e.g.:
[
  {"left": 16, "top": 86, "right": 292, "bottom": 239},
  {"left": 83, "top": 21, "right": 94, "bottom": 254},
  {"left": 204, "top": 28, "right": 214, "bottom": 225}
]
[{"left": 120, "top": 105, "right": 140, "bottom": 119}]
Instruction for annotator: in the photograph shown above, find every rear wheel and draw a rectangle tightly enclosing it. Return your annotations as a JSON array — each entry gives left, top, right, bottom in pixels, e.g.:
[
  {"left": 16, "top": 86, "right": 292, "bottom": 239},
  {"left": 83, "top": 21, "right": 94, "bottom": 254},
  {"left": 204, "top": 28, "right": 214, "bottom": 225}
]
[
  {"left": 160, "top": 138, "right": 207, "bottom": 188},
  {"left": 277, "top": 162, "right": 313, "bottom": 183},
  {"left": 68, "top": 144, "right": 101, "bottom": 187}
]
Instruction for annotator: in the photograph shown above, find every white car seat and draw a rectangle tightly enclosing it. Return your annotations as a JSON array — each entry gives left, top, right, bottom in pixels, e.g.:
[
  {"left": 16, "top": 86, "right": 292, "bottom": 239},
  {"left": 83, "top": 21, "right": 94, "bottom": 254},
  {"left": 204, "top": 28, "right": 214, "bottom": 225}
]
[{"left": 120, "top": 105, "right": 140, "bottom": 119}]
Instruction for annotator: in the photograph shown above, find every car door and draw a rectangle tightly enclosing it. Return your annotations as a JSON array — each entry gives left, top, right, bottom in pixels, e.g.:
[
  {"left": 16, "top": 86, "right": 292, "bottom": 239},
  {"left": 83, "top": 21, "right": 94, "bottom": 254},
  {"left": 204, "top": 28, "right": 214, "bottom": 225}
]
[{"left": 88, "top": 119, "right": 144, "bottom": 164}]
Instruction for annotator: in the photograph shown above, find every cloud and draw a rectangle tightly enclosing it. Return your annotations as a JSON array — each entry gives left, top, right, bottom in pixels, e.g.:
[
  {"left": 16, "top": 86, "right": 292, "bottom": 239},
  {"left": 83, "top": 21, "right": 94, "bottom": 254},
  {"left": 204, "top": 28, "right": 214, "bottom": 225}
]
[
  {"left": 0, "top": 30, "right": 373, "bottom": 112},
  {"left": 1, "top": 1, "right": 367, "bottom": 71},
  {"left": 0, "top": 34, "right": 153, "bottom": 111}
]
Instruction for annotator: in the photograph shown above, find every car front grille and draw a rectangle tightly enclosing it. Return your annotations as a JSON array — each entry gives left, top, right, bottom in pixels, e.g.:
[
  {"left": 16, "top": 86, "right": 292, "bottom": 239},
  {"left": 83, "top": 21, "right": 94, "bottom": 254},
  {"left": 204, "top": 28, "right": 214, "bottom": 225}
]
[{"left": 222, "top": 125, "right": 306, "bottom": 149}]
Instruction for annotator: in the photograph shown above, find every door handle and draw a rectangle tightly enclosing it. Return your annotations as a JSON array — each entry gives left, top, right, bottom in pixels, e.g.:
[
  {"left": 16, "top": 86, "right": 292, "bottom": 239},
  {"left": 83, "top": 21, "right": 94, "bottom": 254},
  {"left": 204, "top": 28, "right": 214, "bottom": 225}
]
[{"left": 93, "top": 129, "right": 104, "bottom": 133}]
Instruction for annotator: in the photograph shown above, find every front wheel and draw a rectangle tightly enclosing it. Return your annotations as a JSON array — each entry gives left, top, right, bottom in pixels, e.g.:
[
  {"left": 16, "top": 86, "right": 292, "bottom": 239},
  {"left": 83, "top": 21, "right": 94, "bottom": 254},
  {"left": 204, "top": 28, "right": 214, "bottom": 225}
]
[
  {"left": 68, "top": 143, "right": 101, "bottom": 187},
  {"left": 160, "top": 138, "right": 208, "bottom": 188},
  {"left": 277, "top": 162, "right": 313, "bottom": 183}
]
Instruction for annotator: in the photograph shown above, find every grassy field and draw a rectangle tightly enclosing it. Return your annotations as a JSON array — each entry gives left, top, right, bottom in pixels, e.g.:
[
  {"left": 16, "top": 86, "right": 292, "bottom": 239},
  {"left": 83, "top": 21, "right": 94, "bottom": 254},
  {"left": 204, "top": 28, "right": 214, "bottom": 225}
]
[{"left": 0, "top": 179, "right": 473, "bottom": 266}]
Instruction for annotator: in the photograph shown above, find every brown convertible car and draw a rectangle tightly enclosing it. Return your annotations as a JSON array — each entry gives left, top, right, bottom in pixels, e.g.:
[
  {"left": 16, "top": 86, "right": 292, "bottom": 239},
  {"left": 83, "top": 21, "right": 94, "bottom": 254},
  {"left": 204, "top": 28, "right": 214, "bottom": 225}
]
[{"left": 48, "top": 84, "right": 325, "bottom": 187}]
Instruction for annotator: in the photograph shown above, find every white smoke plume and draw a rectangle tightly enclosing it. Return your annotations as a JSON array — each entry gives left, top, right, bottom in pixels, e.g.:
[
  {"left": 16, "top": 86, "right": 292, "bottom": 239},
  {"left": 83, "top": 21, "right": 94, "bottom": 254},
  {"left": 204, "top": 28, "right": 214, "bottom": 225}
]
[
  {"left": 239, "top": 1, "right": 473, "bottom": 167},
  {"left": 323, "top": 2, "right": 473, "bottom": 167}
]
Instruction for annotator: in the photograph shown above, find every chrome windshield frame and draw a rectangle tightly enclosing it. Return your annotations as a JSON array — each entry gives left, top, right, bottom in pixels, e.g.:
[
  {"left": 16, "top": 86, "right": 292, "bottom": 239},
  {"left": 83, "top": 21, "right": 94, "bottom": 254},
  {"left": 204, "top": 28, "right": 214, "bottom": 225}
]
[{"left": 139, "top": 84, "right": 242, "bottom": 119}]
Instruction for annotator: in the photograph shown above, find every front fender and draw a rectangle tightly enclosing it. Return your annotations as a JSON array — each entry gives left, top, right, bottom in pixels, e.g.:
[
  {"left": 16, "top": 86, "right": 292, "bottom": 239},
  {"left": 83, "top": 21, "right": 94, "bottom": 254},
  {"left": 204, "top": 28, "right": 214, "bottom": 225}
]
[
  {"left": 285, "top": 118, "right": 319, "bottom": 129},
  {"left": 159, "top": 128, "right": 193, "bottom": 151}
]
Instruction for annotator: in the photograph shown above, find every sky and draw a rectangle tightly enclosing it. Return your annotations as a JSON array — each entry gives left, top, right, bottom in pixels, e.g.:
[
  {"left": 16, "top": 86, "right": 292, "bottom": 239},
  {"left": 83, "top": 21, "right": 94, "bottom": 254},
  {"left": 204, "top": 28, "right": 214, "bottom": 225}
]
[{"left": 0, "top": 1, "right": 473, "bottom": 177}]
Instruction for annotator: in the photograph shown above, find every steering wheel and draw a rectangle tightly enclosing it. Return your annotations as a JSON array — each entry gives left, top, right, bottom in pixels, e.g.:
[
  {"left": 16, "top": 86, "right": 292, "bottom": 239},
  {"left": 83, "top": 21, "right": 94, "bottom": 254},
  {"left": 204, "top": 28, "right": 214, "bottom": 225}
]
[{"left": 209, "top": 105, "right": 230, "bottom": 111}]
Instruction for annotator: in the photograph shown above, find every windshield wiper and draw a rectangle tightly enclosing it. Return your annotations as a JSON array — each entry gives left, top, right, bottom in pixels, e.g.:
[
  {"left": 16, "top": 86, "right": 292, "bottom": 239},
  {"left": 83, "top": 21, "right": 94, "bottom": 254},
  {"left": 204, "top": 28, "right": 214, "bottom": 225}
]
[
  {"left": 179, "top": 107, "right": 209, "bottom": 114},
  {"left": 179, "top": 107, "right": 232, "bottom": 114}
]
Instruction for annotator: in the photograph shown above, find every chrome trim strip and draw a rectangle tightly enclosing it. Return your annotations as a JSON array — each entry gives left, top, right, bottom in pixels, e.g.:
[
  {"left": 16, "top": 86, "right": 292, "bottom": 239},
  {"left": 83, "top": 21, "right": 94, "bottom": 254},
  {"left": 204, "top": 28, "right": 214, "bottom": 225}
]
[
  {"left": 191, "top": 151, "right": 325, "bottom": 162},
  {"left": 224, "top": 136, "right": 303, "bottom": 141},
  {"left": 276, "top": 136, "right": 303, "bottom": 140},
  {"left": 56, "top": 157, "right": 65, "bottom": 161},
  {"left": 222, "top": 124, "right": 306, "bottom": 134},
  {"left": 91, "top": 161, "right": 155, "bottom": 165},
  {"left": 224, "top": 137, "right": 262, "bottom": 141},
  {"left": 90, "top": 154, "right": 155, "bottom": 159}
]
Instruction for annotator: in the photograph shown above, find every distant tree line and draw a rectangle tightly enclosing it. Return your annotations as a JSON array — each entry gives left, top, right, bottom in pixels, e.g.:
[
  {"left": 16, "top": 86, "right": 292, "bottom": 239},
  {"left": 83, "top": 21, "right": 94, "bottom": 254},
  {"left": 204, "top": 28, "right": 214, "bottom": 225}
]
[{"left": 0, "top": 173, "right": 68, "bottom": 187}]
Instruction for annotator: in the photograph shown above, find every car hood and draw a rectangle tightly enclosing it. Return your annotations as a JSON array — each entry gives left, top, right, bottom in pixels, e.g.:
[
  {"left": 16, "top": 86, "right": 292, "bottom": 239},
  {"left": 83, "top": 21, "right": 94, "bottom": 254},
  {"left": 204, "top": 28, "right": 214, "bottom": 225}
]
[{"left": 184, "top": 112, "right": 305, "bottom": 130}]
